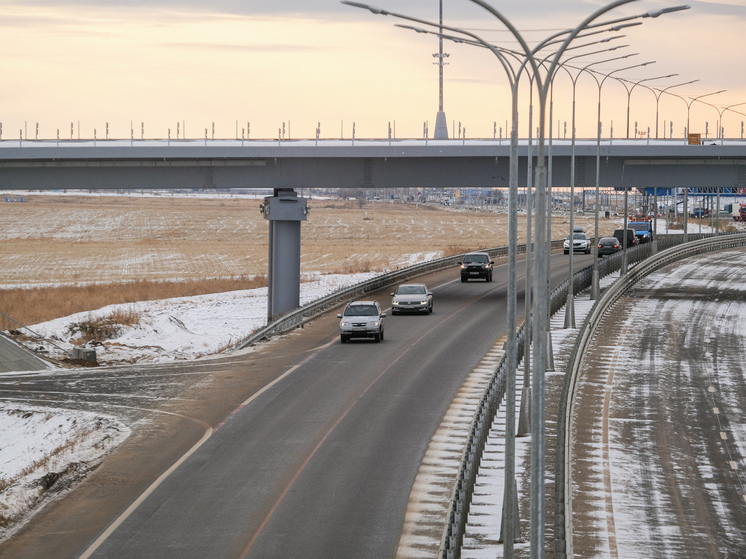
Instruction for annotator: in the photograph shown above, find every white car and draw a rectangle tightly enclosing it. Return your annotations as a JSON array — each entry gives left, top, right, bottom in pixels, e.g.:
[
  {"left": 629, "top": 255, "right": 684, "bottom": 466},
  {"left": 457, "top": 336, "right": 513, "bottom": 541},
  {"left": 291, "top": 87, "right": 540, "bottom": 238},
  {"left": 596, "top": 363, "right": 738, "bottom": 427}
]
[
  {"left": 564, "top": 232, "right": 591, "bottom": 254},
  {"left": 337, "top": 301, "right": 386, "bottom": 343}
]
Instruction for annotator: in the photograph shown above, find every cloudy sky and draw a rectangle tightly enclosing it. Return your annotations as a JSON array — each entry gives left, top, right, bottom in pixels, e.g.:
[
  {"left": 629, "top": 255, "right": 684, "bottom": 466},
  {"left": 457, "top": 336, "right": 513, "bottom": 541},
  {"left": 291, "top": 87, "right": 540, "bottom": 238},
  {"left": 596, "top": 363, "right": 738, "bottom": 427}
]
[{"left": 0, "top": 0, "right": 744, "bottom": 141}]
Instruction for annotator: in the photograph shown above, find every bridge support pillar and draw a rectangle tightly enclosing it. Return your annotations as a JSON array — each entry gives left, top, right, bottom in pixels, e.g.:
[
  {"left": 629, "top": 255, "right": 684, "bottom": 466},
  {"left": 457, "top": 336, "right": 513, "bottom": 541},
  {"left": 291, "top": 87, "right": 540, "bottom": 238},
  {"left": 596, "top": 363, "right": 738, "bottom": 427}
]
[{"left": 262, "top": 189, "right": 308, "bottom": 321}]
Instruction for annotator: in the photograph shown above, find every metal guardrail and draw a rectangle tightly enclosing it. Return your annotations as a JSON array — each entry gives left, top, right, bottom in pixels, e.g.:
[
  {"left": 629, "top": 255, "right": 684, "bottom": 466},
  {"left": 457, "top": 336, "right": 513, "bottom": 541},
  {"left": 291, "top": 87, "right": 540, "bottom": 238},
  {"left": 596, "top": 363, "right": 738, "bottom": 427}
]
[
  {"left": 553, "top": 232, "right": 746, "bottom": 559},
  {"left": 0, "top": 310, "right": 67, "bottom": 353},
  {"left": 234, "top": 240, "right": 563, "bottom": 350}
]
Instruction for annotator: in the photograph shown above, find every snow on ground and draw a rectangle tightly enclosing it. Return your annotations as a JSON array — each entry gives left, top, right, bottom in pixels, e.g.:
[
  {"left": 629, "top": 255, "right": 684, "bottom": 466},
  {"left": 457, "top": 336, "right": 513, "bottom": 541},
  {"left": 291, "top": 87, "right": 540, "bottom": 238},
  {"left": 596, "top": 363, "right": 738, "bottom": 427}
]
[
  {"left": 0, "top": 271, "right": 378, "bottom": 537},
  {"left": 20, "top": 272, "right": 379, "bottom": 366},
  {"left": 0, "top": 220, "right": 742, "bottom": 545},
  {"left": 0, "top": 406, "right": 129, "bottom": 534}
]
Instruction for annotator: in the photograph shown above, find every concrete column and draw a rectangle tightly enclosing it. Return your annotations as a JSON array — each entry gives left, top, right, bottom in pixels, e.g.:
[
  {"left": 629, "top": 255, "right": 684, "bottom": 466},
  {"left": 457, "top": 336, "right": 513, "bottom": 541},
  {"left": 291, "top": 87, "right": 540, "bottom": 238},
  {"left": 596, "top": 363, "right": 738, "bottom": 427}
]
[{"left": 262, "top": 189, "right": 308, "bottom": 321}]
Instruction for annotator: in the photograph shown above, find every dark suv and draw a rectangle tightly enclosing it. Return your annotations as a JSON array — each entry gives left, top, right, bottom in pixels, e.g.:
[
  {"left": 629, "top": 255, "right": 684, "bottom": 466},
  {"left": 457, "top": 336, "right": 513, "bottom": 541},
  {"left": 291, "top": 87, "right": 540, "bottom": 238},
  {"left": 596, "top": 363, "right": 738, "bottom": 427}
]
[
  {"left": 460, "top": 251, "right": 494, "bottom": 282},
  {"left": 613, "top": 228, "right": 638, "bottom": 248}
]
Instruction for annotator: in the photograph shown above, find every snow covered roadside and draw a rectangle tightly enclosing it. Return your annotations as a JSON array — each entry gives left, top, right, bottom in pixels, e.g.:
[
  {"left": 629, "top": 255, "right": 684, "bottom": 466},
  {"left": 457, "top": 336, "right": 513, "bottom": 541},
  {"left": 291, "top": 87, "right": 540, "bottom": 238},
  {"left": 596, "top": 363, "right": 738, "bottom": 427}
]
[
  {"left": 0, "top": 406, "right": 129, "bottom": 535},
  {"left": 0, "top": 270, "right": 380, "bottom": 539},
  {"left": 16, "top": 271, "right": 380, "bottom": 366}
]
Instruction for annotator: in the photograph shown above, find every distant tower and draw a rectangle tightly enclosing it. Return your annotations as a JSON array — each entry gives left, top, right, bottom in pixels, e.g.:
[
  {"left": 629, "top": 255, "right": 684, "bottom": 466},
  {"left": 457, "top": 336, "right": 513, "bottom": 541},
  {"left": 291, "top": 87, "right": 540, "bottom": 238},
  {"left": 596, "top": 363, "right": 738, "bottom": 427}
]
[{"left": 433, "top": 0, "right": 449, "bottom": 139}]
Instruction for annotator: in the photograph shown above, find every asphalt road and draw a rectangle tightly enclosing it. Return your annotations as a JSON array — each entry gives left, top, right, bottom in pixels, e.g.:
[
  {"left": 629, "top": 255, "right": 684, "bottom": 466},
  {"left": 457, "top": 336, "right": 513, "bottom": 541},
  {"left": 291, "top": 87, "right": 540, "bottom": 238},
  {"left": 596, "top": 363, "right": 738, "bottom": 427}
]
[
  {"left": 570, "top": 250, "right": 746, "bottom": 558},
  {"left": 0, "top": 333, "right": 50, "bottom": 373},
  {"left": 0, "top": 253, "right": 589, "bottom": 559}
]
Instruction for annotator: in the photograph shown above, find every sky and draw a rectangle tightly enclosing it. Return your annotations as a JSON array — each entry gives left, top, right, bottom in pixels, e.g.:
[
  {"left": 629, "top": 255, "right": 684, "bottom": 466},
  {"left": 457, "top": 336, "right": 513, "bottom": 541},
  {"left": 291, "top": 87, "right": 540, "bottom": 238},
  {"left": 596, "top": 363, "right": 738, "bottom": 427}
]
[{"left": 0, "top": 0, "right": 744, "bottom": 141}]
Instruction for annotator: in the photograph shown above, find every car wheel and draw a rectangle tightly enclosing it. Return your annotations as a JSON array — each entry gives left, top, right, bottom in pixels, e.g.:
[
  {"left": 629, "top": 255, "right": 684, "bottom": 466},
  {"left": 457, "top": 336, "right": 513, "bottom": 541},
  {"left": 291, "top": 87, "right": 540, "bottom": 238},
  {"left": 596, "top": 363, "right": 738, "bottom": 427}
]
[
  {"left": 341, "top": 334, "right": 348, "bottom": 344},
  {"left": 374, "top": 332, "right": 381, "bottom": 343},
  {"left": 489, "top": 272, "right": 493, "bottom": 282},
  {"left": 461, "top": 277, "right": 467, "bottom": 283},
  {"left": 429, "top": 303, "right": 433, "bottom": 314},
  {"left": 380, "top": 328, "right": 384, "bottom": 341},
  {"left": 564, "top": 249, "right": 568, "bottom": 254}
]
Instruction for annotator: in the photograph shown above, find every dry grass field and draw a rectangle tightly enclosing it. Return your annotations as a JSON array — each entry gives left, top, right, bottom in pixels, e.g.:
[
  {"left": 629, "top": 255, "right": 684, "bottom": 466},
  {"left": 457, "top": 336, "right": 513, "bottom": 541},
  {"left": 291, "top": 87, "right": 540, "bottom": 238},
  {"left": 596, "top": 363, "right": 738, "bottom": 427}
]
[{"left": 0, "top": 193, "right": 614, "bottom": 326}]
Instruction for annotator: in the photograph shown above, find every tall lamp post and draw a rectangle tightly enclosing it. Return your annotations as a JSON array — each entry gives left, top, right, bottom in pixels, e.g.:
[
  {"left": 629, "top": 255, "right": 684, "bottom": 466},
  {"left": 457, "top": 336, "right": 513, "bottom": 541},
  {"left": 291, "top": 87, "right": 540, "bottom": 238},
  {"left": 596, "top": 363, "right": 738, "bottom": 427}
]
[
  {"left": 588, "top": 60, "right": 654, "bottom": 292},
  {"left": 693, "top": 100, "right": 746, "bottom": 140},
  {"left": 557, "top": 53, "right": 635, "bottom": 327},
  {"left": 663, "top": 88, "right": 726, "bottom": 138},
  {"left": 433, "top": 0, "right": 449, "bottom": 139},
  {"left": 635, "top": 78, "right": 699, "bottom": 138},
  {"left": 343, "top": 3, "right": 690, "bottom": 558},
  {"left": 615, "top": 73, "right": 678, "bottom": 138}
]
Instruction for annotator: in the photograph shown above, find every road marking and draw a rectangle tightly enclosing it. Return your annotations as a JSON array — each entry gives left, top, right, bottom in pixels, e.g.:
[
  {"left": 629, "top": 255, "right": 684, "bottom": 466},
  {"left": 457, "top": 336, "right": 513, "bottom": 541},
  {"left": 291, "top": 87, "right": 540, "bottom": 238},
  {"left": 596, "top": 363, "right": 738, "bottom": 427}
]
[
  {"left": 730, "top": 461, "right": 738, "bottom": 470},
  {"left": 78, "top": 425, "right": 213, "bottom": 559},
  {"left": 713, "top": 407, "right": 719, "bottom": 415},
  {"left": 720, "top": 432, "right": 728, "bottom": 440}
]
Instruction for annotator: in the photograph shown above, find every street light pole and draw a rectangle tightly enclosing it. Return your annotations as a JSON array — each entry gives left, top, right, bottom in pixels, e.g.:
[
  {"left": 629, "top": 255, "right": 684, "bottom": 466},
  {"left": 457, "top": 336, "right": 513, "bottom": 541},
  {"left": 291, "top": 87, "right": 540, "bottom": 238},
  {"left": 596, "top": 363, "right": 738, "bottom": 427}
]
[
  {"left": 557, "top": 52, "right": 634, "bottom": 327},
  {"left": 433, "top": 0, "right": 449, "bottom": 139},
  {"left": 615, "top": 73, "right": 678, "bottom": 138},
  {"left": 587, "top": 60, "right": 654, "bottom": 291},
  {"left": 635, "top": 78, "right": 699, "bottom": 138}
]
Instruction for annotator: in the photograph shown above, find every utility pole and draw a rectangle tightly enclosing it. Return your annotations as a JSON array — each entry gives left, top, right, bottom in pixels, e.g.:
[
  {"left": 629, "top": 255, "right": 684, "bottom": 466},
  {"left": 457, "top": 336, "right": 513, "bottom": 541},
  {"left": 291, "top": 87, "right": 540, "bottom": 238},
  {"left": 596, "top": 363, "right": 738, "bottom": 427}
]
[{"left": 433, "top": 0, "right": 449, "bottom": 139}]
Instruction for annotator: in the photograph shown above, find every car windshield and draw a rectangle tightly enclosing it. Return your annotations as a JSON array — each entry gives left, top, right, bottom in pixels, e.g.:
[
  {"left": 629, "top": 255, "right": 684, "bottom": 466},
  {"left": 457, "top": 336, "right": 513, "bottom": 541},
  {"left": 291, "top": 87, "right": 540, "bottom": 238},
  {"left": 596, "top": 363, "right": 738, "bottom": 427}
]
[
  {"left": 629, "top": 223, "right": 648, "bottom": 231},
  {"left": 397, "top": 285, "right": 426, "bottom": 295},
  {"left": 464, "top": 254, "right": 489, "bottom": 263},
  {"left": 570, "top": 233, "right": 587, "bottom": 240},
  {"left": 344, "top": 305, "right": 378, "bottom": 317},
  {"left": 600, "top": 237, "right": 617, "bottom": 244}
]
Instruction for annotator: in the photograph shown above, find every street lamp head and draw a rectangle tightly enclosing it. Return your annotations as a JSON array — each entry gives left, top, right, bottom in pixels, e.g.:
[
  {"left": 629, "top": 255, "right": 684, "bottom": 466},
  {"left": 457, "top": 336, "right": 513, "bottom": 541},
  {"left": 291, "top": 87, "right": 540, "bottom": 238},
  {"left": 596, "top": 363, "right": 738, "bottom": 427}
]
[
  {"left": 645, "top": 5, "right": 690, "bottom": 18},
  {"left": 610, "top": 22, "right": 642, "bottom": 31},
  {"left": 340, "top": 1, "right": 387, "bottom": 15},
  {"left": 395, "top": 23, "right": 427, "bottom": 34}
]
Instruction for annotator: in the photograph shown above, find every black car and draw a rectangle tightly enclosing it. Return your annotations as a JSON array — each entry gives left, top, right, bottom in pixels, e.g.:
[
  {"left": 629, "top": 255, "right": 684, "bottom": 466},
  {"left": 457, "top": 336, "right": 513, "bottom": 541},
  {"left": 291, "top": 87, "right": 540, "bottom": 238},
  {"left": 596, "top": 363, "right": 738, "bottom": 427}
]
[
  {"left": 460, "top": 251, "right": 494, "bottom": 282},
  {"left": 597, "top": 236, "right": 621, "bottom": 256},
  {"left": 613, "top": 228, "right": 638, "bottom": 248}
]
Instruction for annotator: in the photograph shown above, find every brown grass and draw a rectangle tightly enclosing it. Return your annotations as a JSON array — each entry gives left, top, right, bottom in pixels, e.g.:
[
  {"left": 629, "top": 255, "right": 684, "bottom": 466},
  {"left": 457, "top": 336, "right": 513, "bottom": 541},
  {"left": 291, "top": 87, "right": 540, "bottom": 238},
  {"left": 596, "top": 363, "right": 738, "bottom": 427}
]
[
  {"left": 0, "top": 193, "right": 621, "bottom": 327},
  {"left": 1, "top": 276, "right": 267, "bottom": 327}
]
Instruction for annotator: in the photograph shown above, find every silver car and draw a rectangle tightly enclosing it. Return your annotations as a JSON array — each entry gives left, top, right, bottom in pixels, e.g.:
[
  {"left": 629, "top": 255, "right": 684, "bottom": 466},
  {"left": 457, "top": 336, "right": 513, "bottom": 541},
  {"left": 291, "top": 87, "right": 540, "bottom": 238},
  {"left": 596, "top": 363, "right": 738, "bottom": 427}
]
[
  {"left": 563, "top": 232, "right": 591, "bottom": 254},
  {"left": 390, "top": 283, "right": 433, "bottom": 315},
  {"left": 337, "top": 301, "right": 386, "bottom": 343}
]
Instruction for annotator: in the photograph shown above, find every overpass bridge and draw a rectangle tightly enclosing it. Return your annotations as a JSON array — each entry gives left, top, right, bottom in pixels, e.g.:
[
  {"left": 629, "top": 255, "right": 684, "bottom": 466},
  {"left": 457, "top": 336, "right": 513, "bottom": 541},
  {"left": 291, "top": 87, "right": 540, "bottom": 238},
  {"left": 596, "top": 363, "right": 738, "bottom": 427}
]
[
  {"left": 1, "top": 137, "right": 745, "bottom": 192},
  {"left": 2, "top": 137, "right": 745, "bottom": 319}
]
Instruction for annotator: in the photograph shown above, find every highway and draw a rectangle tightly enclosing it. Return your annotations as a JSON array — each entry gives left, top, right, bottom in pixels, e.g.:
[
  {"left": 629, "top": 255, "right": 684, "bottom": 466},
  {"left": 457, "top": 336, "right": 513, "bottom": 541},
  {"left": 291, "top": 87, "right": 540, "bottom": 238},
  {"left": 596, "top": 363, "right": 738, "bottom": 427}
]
[
  {"left": 568, "top": 249, "right": 746, "bottom": 557},
  {"left": 0, "top": 253, "right": 591, "bottom": 559}
]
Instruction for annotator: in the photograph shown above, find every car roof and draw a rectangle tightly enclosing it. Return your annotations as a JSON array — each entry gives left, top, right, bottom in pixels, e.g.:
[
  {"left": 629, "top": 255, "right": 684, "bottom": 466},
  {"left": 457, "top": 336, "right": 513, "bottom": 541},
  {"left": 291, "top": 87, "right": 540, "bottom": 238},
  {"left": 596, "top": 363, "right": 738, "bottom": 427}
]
[
  {"left": 464, "top": 251, "right": 489, "bottom": 256},
  {"left": 600, "top": 236, "right": 618, "bottom": 241},
  {"left": 397, "top": 283, "right": 426, "bottom": 288},
  {"left": 348, "top": 300, "right": 378, "bottom": 306}
]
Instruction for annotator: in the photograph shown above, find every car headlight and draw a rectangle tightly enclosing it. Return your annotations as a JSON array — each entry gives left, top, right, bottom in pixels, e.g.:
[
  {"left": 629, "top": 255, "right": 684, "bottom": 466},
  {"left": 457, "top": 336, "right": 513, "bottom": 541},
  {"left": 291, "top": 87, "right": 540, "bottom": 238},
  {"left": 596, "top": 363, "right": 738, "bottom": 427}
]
[
  {"left": 392, "top": 301, "right": 399, "bottom": 306},
  {"left": 341, "top": 321, "right": 350, "bottom": 327},
  {"left": 420, "top": 300, "right": 428, "bottom": 305},
  {"left": 370, "top": 321, "right": 380, "bottom": 327}
]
